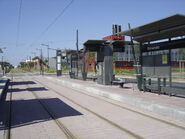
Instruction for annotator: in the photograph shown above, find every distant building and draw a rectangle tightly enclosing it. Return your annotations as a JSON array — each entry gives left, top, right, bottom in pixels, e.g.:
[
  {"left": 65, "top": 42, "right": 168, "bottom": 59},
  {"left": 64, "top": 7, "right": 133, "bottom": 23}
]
[
  {"left": 113, "top": 45, "right": 133, "bottom": 61},
  {"left": 32, "top": 56, "right": 48, "bottom": 69},
  {"left": 48, "top": 56, "right": 68, "bottom": 69},
  {"left": 48, "top": 57, "right": 56, "bottom": 68},
  {"left": 25, "top": 59, "right": 32, "bottom": 63}
]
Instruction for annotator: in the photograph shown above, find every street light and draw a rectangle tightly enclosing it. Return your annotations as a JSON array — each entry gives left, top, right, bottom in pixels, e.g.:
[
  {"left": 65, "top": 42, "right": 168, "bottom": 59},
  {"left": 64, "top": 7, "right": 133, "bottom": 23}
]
[
  {"left": 36, "top": 48, "right": 44, "bottom": 75},
  {"left": 0, "top": 47, "right": 6, "bottom": 76},
  {"left": 31, "top": 52, "right": 36, "bottom": 57},
  {"left": 41, "top": 44, "right": 50, "bottom": 69},
  {"left": 31, "top": 52, "right": 36, "bottom": 69},
  {"left": 0, "top": 47, "right": 6, "bottom": 53}
]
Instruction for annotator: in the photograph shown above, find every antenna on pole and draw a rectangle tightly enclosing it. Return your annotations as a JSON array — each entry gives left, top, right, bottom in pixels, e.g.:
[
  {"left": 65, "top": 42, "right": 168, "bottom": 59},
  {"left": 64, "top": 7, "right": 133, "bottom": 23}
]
[
  {"left": 128, "top": 23, "right": 137, "bottom": 74},
  {"left": 76, "top": 29, "right": 79, "bottom": 52},
  {"left": 128, "top": 23, "right": 133, "bottom": 44},
  {"left": 76, "top": 29, "right": 79, "bottom": 77}
]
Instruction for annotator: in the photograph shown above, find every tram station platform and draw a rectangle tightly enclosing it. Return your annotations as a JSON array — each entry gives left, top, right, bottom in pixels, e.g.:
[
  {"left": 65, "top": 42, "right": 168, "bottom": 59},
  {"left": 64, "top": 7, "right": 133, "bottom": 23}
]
[
  {"left": 1, "top": 74, "right": 185, "bottom": 139},
  {"left": 0, "top": 78, "right": 10, "bottom": 139},
  {"left": 0, "top": 78, "right": 10, "bottom": 99},
  {"left": 44, "top": 75, "right": 185, "bottom": 122}
]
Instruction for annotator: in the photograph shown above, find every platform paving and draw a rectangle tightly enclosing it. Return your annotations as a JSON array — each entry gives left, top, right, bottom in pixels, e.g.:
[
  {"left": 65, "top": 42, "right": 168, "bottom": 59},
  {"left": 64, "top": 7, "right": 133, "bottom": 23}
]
[
  {"left": 44, "top": 75, "right": 185, "bottom": 122},
  {"left": 0, "top": 78, "right": 10, "bottom": 139},
  {"left": 25, "top": 76, "right": 136, "bottom": 139},
  {"left": 31, "top": 75, "right": 185, "bottom": 139},
  {"left": 1, "top": 74, "right": 185, "bottom": 139},
  {"left": 0, "top": 78, "right": 9, "bottom": 99},
  {"left": 3, "top": 77, "right": 68, "bottom": 139}
]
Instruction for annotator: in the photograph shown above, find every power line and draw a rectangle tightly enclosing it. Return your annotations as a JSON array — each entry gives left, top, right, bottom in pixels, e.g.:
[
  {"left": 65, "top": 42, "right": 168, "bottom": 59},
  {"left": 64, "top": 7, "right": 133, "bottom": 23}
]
[
  {"left": 29, "top": 0, "right": 74, "bottom": 47},
  {"left": 16, "top": 0, "right": 23, "bottom": 47}
]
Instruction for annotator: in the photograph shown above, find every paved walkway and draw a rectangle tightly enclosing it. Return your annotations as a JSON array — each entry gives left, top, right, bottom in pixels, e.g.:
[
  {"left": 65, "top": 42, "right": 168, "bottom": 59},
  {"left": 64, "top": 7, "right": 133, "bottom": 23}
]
[
  {"left": 1, "top": 74, "right": 185, "bottom": 139},
  {"left": 33, "top": 75, "right": 185, "bottom": 139},
  {"left": 45, "top": 75, "right": 185, "bottom": 122},
  {"left": 0, "top": 77, "right": 68, "bottom": 139}
]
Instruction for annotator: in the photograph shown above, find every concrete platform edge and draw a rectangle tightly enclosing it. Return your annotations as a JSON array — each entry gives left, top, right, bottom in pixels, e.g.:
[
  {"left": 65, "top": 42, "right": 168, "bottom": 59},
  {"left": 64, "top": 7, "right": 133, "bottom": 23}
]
[
  {"left": 46, "top": 77, "right": 185, "bottom": 122},
  {"left": 0, "top": 78, "right": 10, "bottom": 100}
]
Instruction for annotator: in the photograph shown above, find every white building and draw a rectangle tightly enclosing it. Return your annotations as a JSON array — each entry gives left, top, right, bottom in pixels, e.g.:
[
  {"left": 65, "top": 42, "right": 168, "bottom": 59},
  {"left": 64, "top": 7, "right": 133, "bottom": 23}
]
[{"left": 113, "top": 45, "right": 133, "bottom": 61}]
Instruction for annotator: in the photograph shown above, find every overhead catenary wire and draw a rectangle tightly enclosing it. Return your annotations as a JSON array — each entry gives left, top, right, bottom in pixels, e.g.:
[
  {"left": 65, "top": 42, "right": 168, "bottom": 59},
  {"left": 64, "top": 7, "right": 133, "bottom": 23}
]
[
  {"left": 16, "top": 0, "right": 23, "bottom": 47},
  {"left": 29, "top": 0, "right": 74, "bottom": 48}
]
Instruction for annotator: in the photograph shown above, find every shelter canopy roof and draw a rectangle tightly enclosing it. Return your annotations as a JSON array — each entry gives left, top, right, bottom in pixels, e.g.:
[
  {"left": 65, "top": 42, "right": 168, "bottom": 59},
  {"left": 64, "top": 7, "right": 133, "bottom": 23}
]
[
  {"left": 118, "top": 14, "right": 185, "bottom": 42},
  {"left": 83, "top": 40, "right": 106, "bottom": 52}
]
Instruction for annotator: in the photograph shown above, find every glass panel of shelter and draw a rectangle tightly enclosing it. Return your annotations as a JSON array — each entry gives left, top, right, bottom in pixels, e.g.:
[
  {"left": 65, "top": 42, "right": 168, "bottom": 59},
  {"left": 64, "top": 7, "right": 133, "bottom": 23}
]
[
  {"left": 140, "top": 47, "right": 185, "bottom": 91},
  {"left": 171, "top": 48, "right": 185, "bottom": 89},
  {"left": 141, "top": 50, "right": 171, "bottom": 87}
]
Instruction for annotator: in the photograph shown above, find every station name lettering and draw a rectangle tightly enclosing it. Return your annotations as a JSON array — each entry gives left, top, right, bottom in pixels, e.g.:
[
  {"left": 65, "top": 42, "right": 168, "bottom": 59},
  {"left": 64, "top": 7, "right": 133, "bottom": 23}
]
[{"left": 147, "top": 45, "right": 160, "bottom": 51}]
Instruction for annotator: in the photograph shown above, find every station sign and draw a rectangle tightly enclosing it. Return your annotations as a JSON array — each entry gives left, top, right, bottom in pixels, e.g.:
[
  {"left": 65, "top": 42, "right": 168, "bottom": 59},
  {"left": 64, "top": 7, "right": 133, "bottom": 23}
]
[{"left": 142, "top": 38, "right": 185, "bottom": 52}]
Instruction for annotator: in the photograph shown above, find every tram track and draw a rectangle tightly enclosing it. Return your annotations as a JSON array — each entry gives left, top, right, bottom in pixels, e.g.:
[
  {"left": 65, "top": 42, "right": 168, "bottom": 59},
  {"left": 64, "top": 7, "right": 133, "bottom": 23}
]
[
  {"left": 32, "top": 77, "right": 145, "bottom": 139},
  {"left": 21, "top": 77, "right": 77, "bottom": 139},
  {"left": 3, "top": 75, "right": 13, "bottom": 139},
  {"left": 34, "top": 76, "right": 185, "bottom": 131}
]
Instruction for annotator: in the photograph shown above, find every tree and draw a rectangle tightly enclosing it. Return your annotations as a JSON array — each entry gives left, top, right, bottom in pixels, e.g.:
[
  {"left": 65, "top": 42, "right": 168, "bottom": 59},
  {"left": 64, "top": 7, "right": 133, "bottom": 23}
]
[{"left": 0, "top": 61, "right": 14, "bottom": 73}]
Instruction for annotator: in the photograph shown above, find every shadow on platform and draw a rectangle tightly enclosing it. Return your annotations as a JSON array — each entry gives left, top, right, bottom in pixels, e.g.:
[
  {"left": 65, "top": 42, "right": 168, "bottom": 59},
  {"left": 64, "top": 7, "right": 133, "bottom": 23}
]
[
  {"left": 0, "top": 80, "right": 8, "bottom": 84},
  {"left": 11, "top": 81, "right": 36, "bottom": 86},
  {"left": 9, "top": 87, "right": 48, "bottom": 93},
  {"left": 0, "top": 98, "right": 82, "bottom": 130},
  {"left": 0, "top": 87, "right": 10, "bottom": 131},
  {"left": 0, "top": 85, "right": 4, "bottom": 89}
]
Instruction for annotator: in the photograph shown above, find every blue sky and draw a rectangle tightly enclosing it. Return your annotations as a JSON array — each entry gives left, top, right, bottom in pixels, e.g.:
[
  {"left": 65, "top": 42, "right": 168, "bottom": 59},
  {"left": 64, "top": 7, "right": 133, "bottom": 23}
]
[{"left": 0, "top": 0, "right": 185, "bottom": 66}]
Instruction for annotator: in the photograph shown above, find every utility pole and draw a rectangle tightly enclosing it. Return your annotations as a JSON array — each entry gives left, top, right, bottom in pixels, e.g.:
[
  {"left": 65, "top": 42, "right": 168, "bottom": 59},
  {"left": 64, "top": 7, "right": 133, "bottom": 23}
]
[
  {"left": 30, "top": 56, "right": 32, "bottom": 70},
  {"left": 41, "top": 44, "right": 50, "bottom": 70},
  {"left": 41, "top": 49, "right": 44, "bottom": 75},
  {"left": 37, "top": 48, "right": 44, "bottom": 75},
  {"left": 128, "top": 23, "right": 142, "bottom": 90},
  {"left": 31, "top": 52, "right": 36, "bottom": 57},
  {"left": 47, "top": 47, "right": 49, "bottom": 69},
  {"left": 76, "top": 29, "right": 79, "bottom": 77},
  {"left": 0, "top": 47, "right": 6, "bottom": 76},
  {"left": 2, "top": 56, "right": 4, "bottom": 76},
  {"left": 27, "top": 56, "right": 31, "bottom": 70},
  {"left": 31, "top": 52, "right": 36, "bottom": 69}
]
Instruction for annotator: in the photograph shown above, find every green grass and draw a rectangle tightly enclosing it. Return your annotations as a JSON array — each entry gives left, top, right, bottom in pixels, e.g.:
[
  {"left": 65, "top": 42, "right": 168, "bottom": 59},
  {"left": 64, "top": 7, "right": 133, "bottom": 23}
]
[
  {"left": 45, "top": 68, "right": 56, "bottom": 73},
  {"left": 114, "top": 69, "right": 135, "bottom": 75},
  {"left": 10, "top": 68, "right": 42, "bottom": 73},
  {"left": 45, "top": 68, "right": 69, "bottom": 73},
  {"left": 172, "top": 68, "right": 185, "bottom": 72},
  {"left": 10, "top": 68, "right": 27, "bottom": 73},
  {"left": 11, "top": 67, "right": 137, "bottom": 75}
]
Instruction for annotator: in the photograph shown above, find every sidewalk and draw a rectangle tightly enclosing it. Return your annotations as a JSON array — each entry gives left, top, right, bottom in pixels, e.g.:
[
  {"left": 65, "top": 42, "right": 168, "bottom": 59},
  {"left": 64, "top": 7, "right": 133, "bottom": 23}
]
[
  {"left": 45, "top": 75, "right": 185, "bottom": 122},
  {"left": 9, "top": 77, "right": 68, "bottom": 139},
  {"left": 0, "top": 78, "right": 10, "bottom": 99},
  {"left": 0, "top": 78, "right": 10, "bottom": 139}
]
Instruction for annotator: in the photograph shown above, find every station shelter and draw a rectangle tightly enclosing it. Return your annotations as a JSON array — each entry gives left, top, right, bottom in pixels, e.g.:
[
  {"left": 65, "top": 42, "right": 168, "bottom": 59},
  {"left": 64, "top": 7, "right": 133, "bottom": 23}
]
[{"left": 118, "top": 14, "right": 185, "bottom": 96}]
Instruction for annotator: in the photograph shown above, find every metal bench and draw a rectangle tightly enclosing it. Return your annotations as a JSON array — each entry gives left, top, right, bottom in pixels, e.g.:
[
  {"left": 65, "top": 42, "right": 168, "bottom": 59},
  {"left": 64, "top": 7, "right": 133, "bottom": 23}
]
[{"left": 112, "top": 78, "right": 137, "bottom": 88}]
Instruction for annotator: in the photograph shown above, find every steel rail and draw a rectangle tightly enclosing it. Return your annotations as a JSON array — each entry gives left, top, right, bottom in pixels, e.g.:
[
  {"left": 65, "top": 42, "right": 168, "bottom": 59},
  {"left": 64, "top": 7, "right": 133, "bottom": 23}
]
[
  {"left": 36, "top": 76, "right": 185, "bottom": 131},
  {"left": 32, "top": 77, "right": 144, "bottom": 139},
  {"left": 4, "top": 76, "right": 13, "bottom": 139},
  {"left": 23, "top": 78, "right": 77, "bottom": 139}
]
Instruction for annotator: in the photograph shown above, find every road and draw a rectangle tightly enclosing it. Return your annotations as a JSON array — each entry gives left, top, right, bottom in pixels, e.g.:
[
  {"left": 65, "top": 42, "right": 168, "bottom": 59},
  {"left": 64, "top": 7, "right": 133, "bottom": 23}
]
[{"left": 1, "top": 73, "right": 185, "bottom": 139}]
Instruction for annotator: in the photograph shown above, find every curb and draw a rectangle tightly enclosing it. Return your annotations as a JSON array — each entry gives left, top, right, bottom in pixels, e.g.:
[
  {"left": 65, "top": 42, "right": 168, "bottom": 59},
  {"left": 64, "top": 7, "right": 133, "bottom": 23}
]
[
  {"left": 46, "top": 76, "right": 185, "bottom": 122},
  {"left": 0, "top": 79, "right": 10, "bottom": 100}
]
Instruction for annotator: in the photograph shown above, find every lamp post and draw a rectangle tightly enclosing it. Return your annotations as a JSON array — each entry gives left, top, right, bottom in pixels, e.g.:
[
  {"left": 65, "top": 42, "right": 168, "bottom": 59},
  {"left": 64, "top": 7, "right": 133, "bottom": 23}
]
[
  {"left": 41, "top": 44, "right": 50, "bottom": 70},
  {"left": 31, "top": 52, "right": 36, "bottom": 57},
  {"left": 0, "top": 47, "right": 6, "bottom": 76},
  {"left": 36, "top": 48, "right": 43, "bottom": 75},
  {"left": 31, "top": 52, "right": 36, "bottom": 69}
]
